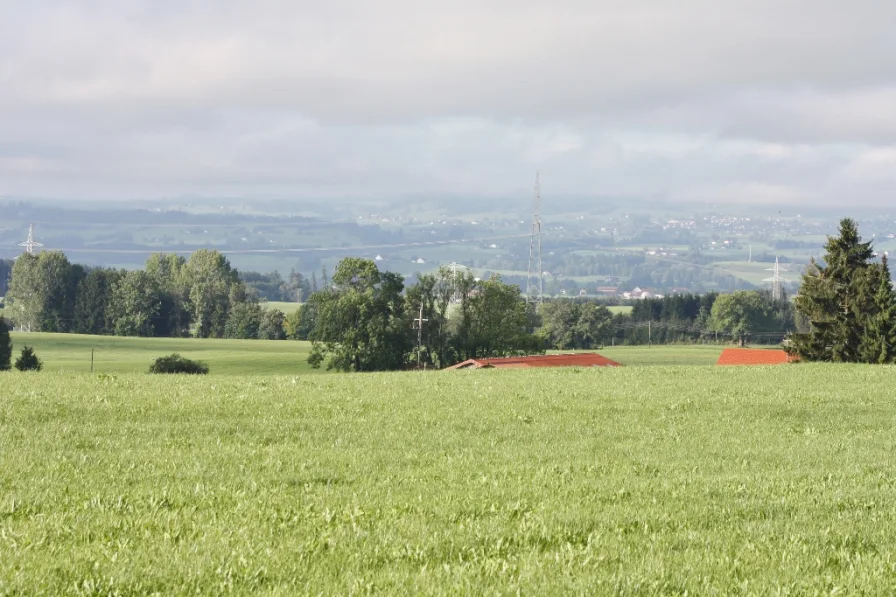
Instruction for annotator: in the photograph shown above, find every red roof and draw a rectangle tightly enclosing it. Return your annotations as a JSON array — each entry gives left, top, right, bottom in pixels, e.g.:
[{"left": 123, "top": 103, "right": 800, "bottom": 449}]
[
  {"left": 445, "top": 353, "right": 621, "bottom": 370},
  {"left": 716, "top": 348, "right": 794, "bottom": 366}
]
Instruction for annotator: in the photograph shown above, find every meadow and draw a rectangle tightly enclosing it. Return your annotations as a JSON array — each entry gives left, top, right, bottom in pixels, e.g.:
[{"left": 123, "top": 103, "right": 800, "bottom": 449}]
[
  {"left": 2, "top": 365, "right": 896, "bottom": 594},
  {"left": 9, "top": 332, "right": 730, "bottom": 374},
  {"left": 9, "top": 333, "right": 317, "bottom": 376}
]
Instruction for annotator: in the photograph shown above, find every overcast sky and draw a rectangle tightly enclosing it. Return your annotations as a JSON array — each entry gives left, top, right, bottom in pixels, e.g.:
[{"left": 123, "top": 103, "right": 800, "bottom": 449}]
[{"left": 2, "top": 0, "right": 896, "bottom": 206}]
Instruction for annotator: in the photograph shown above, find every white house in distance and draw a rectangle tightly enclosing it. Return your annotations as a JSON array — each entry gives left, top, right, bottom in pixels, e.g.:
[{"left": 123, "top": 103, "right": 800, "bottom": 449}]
[{"left": 623, "top": 287, "right": 664, "bottom": 300}]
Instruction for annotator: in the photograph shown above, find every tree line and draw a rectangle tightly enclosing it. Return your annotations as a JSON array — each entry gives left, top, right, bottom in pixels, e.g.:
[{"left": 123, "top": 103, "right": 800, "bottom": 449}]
[
  {"left": 538, "top": 288, "right": 797, "bottom": 348},
  {"left": 4, "top": 250, "right": 289, "bottom": 340}
]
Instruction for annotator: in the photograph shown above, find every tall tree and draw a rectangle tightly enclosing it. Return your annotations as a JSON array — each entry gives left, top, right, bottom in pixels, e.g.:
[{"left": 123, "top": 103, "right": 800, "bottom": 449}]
[
  {"left": 224, "top": 302, "right": 263, "bottom": 339},
  {"left": 145, "top": 253, "right": 192, "bottom": 337},
  {"left": 183, "top": 249, "right": 239, "bottom": 338},
  {"left": 452, "top": 275, "right": 542, "bottom": 361},
  {"left": 0, "top": 316, "right": 11, "bottom": 371},
  {"left": 5, "top": 253, "right": 41, "bottom": 331},
  {"left": 258, "top": 309, "right": 287, "bottom": 340},
  {"left": 284, "top": 307, "right": 304, "bottom": 340},
  {"left": 109, "top": 270, "right": 165, "bottom": 337},
  {"left": 789, "top": 218, "right": 896, "bottom": 362},
  {"left": 405, "top": 268, "right": 455, "bottom": 368},
  {"left": 856, "top": 256, "right": 896, "bottom": 363},
  {"left": 6, "top": 251, "right": 82, "bottom": 332},
  {"left": 0, "top": 259, "right": 13, "bottom": 297},
  {"left": 710, "top": 291, "right": 776, "bottom": 346},
  {"left": 73, "top": 268, "right": 122, "bottom": 335},
  {"left": 308, "top": 258, "right": 411, "bottom": 371}
]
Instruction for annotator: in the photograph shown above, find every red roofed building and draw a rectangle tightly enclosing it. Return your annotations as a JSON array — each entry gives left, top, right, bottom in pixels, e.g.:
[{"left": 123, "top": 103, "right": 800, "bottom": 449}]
[
  {"left": 445, "top": 353, "right": 622, "bottom": 370},
  {"left": 716, "top": 348, "right": 795, "bottom": 366}
]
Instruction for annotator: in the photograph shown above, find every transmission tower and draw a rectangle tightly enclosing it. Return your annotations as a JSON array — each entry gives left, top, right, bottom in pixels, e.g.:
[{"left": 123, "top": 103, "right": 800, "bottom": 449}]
[
  {"left": 18, "top": 224, "right": 43, "bottom": 254},
  {"left": 526, "top": 172, "right": 544, "bottom": 305},
  {"left": 445, "top": 261, "right": 471, "bottom": 303},
  {"left": 763, "top": 256, "right": 789, "bottom": 301}
]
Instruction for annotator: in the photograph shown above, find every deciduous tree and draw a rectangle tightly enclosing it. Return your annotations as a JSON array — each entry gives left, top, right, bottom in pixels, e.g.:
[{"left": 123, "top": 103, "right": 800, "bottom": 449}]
[
  {"left": 224, "top": 302, "right": 263, "bottom": 339},
  {"left": 0, "top": 317, "right": 11, "bottom": 371},
  {"left": 109, "top": 270, "right": 165, "bottom": 337},
  {"left": 308, "top": 258, "right": 411, "bottom": 371},
  {"left": 709, "top": 291, "right": 775, "bottom": 346},
  {"left": 183, "top": 249, "right": 239, "bottom": 338},
  {"left": 258, "top": 308, "right": 286, "bottom": 340},
  {"left": 74, "top": 268, "right": 122, "bottom": 335},
  {"left": 6, "top": 251, "right": 82, "bottom": 332}
]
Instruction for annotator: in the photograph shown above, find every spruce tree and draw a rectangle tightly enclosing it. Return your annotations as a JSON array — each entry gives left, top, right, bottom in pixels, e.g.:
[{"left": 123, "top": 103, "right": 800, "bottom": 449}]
[
  {"left": 789, "top": 218, "right": 896, "bottom": 362},
  {"left": 14, "top": 346, "right": 42, "bottom": 372},
  {"left": 857, "top": 256, "right": 896, "bottom": 363},
  {"left": 0, "top": 316, "right": 11, "bottom": 371}
]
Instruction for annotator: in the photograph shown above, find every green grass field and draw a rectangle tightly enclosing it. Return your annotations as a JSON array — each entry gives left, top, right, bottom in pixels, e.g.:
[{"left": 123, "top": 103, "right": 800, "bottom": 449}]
[
  {"left": 262, "top": 301, "right": 301, "bottom": 313},
  {"left": 607, "top": 305, "right": 633, "bottom": 315},
  {"left": 10, "top": 333, "right": 316, "bottom": 376},
  {"left": 10, "top": 332, "right": 735, "bottom": 373},
  {"left": 3, "top": 365, "right": 896, "bottom": 594}
]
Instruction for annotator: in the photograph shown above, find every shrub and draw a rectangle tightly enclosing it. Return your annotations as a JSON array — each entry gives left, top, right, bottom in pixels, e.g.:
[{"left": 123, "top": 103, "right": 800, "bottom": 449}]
[
  {"left": 148, "top": 353, "right": 209, "bottom": 375},
  {"left": 14, "top": 346, "right": 42, "bottom": 372},
  {"left": 0, "top": 316, "right": 11, "bottom": 371}
]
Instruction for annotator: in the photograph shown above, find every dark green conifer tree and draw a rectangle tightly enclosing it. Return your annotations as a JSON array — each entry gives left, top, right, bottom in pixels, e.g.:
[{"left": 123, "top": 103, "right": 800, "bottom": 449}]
[{"left": 789, "top": 218, "right": 896, "bottom": 362}]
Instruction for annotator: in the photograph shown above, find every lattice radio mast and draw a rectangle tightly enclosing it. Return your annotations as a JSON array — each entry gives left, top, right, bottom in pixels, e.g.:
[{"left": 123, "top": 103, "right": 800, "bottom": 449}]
[
  {"left": 763, "top": 256, "right": 789, "bottom": 301},
  {"left": 18, "top": 224, "right": 43, "bottom": 254},
  {"left": 526, "top": 172, "right": 544, "bottom": 305}
]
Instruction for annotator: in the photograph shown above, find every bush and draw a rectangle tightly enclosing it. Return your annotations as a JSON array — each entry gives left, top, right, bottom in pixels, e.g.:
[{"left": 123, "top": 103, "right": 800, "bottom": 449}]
[
  {"left": 14, "top": 346, "right": 42, "bottom": 372},
  {"left": 148, "top": 353, "right": 209, "bottom": 375}
]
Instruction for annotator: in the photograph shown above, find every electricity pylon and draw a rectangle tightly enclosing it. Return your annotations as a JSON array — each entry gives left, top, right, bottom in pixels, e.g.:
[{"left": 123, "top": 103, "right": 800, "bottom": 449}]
[{"left": 526, "top": 173, "right": 543, "bottom": 306}]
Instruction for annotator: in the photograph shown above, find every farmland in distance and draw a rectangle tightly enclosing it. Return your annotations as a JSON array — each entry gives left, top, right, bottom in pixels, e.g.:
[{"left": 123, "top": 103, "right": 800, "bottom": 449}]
[
  {"left": 2, "top": 365, "right": 896, "bottom": 594},
  {"left": 10, "top": 332, "right": 731, "bottom": 374}
]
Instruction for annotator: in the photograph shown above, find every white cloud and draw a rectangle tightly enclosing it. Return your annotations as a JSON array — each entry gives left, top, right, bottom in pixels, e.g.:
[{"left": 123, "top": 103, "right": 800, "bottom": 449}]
[{"left": 2, "top": 0, "right": 896, "bottom": 204}]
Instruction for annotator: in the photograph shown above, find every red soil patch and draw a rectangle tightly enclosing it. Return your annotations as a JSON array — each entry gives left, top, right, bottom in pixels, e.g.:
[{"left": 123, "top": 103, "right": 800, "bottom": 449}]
[{"left": 716, "top": 348, "right": 794, "bottom": 366}]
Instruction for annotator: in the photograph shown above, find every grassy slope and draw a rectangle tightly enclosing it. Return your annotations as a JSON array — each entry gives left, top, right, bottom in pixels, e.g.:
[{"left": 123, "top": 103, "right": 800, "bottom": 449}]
[
  {"left": 10, "top": 332, "right": 317, "bottom": 376},
  {"left": 2, "top": 365, "right": 896, "bottom": 594}
]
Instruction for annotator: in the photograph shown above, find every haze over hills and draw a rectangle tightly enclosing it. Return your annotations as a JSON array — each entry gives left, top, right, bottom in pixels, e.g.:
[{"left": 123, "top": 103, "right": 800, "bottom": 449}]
[{"left": 3, "top": 196, "right": 896, "bottom": 301}]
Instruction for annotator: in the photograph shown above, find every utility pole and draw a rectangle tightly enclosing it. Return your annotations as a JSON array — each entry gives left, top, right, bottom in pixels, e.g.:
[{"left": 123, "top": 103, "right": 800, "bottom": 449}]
[
  {"left": 413, "top": 304, "right": 428, "bottom": 369},
  {"left": 648, "top": 320, "right": 651, "bottom": 347}
]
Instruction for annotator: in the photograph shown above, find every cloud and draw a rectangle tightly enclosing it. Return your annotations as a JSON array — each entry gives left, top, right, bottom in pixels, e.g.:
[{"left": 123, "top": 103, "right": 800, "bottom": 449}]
[{"left": 2, "top": 0, "right": 896, "bottom": 204}]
